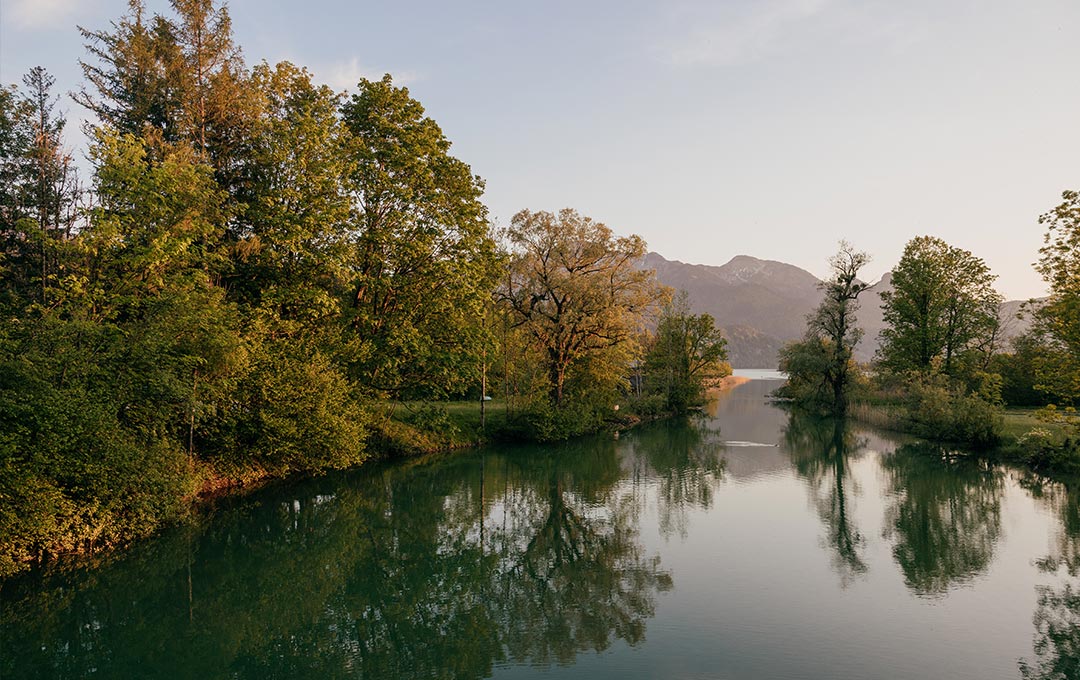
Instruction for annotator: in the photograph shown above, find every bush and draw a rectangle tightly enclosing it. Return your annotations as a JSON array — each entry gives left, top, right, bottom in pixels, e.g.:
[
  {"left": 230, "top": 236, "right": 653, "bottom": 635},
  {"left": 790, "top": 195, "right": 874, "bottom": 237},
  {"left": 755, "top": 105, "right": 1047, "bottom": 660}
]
[
  {"left": 512, "top": 396, "right": 616, "bottom": 442},
  {"left": 628, "top": 393, "right": 669, "bottom": 419},
  {"left": 206, "top": 344, "right": 369, "bottom": 477},
  {"left": 0, "top": 361, "right": 195, "bottom": 577},
  {"left": 402, "top": 403, "right": 460, "bottom": 438},
  {"left": 896, "top": 374, "right": 1003, "bottom": 447},
  {"left": 1013, "top": 428, "right": 1080, "bottom": 474}
]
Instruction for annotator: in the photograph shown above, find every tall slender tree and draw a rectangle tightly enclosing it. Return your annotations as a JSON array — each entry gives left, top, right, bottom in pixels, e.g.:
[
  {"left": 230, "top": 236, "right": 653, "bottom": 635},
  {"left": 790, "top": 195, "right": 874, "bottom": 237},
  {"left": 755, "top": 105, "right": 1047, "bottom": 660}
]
[
  {"left": 779, "top": 242, "right": 869, "bottom": 415},
  {"left": 811, "top": 242, "right": 870, "bottom": 414},
  {"left": 77, "top": 0, "right": 254, "bottom": 179},
  {"left": 0, "top": 68, "right": 81, "bottom": 307}
]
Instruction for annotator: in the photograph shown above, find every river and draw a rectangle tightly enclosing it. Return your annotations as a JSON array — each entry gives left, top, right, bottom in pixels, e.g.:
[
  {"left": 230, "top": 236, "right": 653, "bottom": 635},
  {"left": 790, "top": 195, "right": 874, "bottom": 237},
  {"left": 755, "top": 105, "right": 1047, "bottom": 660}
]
[{"left": 2, "top": 378, "right": 1078, "bottom": 679}]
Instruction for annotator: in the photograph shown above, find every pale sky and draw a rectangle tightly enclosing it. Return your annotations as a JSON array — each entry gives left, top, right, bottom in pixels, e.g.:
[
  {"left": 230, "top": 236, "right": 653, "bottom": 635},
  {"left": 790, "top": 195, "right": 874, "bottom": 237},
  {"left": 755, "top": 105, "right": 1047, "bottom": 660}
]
[{"left": 3, "top": 0, "right": 1078, "bottom": 299}]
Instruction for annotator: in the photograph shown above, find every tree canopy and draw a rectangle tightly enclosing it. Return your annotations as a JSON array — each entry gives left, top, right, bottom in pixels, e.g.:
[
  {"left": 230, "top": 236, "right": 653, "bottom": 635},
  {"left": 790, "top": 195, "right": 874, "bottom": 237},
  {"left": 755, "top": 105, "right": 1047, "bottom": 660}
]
[
  {"left": 779, "top": 242, "right": 869, "bottom": 415},
  {"left": 878, "top": 235, "right": 1002, "bottom": 378},
  {"left": 498, "top": 208, "right": 664, "bottom": 407}
]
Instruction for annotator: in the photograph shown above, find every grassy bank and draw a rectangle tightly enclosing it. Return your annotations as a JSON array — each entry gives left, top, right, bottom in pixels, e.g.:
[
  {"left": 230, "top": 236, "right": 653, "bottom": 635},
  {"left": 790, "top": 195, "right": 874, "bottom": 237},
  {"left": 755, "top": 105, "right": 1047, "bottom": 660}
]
[{"left": 847, "top": 399, "right": 1080, "bottom": 477}]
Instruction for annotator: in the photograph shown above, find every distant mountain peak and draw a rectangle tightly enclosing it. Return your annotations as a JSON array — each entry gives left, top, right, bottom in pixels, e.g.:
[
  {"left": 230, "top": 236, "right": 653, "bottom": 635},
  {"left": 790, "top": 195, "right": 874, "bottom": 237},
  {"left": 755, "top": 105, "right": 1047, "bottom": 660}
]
[{"left": 642, "top": 254, "right": 1025, "bottom": 368}]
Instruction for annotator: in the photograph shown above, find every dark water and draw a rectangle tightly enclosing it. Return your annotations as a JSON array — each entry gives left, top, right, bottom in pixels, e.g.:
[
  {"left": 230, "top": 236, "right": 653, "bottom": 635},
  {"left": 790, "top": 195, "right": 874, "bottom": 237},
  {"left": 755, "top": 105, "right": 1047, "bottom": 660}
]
[{"left": 4, "top": 380, "right": 1080, "bottom": 680}]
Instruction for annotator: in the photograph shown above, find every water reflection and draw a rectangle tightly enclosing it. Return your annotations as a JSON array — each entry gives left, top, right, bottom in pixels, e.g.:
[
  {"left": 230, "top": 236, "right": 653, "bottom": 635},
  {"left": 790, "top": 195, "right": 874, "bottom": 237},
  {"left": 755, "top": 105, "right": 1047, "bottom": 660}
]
[
  {"left": 1018, "top": 476, "right": 1080, "bottom": 679},
  {"left": 1, "top": 438, "right": 671, "bottom": 680},
  {"left": 784, "top": 414, "right": 868, "bottom": 586},
  {"left": 6, "top": 381, "right": 1080, "bottom": 680},
  {"left": 881, "top": 443, "right": 1004, "bottom": 597},
  {"left": 624, "top": 417, "right": 726, "bottom": 538}
]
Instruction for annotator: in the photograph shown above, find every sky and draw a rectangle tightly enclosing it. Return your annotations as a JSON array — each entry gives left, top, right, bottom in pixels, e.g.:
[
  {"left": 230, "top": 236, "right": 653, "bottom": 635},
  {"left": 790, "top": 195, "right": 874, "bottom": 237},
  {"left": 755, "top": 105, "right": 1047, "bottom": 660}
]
[{"left": 3, "top": 0, "right": 1079, "bottom": 299}]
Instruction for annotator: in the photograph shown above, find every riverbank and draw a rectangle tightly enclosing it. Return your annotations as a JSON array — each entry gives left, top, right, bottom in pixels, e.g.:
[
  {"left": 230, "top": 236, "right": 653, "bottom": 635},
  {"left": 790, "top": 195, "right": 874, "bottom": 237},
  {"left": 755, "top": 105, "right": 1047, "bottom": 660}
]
[
  {"left": 2, "top": 395, "right": 681, "bottom": 580},
  {"left": 7, "top": 377, "right": 1071, "bottom": 680},
  {"left": 846, "top": 399, "right": 1080, "bottom": 479}
]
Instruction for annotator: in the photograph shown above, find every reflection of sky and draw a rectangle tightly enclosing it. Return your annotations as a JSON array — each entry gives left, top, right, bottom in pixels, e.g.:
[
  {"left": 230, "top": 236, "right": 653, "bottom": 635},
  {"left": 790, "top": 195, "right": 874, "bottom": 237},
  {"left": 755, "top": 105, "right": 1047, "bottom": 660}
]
[
  {"left": 6, "top": 375, "right": 1077, "bottom": 679},
  {"left": 495, "top": 379, "right": 1071, "bottom": 679}
]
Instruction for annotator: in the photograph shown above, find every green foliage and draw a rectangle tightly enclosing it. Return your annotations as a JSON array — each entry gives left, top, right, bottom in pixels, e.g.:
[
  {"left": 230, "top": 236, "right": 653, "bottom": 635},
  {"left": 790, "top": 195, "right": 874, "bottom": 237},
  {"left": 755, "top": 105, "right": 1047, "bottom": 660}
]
[
  {"left": 0, "top": 316, "right": 198, "bottom": 578},
  {"left": 627, "top": 393, "right": 669, "bottom": 419},
  {"left": 401, "top": 403, "right": 461, "bottom": 439},
  {"left": 878, "top": 235, "right": 1002, "bottom": 379},
  {"left": 231, "top": 61, "right": 352, "bottom": 334},
  {"left": 498, "top": 208, "right": 664, "bottom": 409},
  {"left": 1012, "top": 427, "right": 1080, "bottom": 475},
  {"left": 894, "top": 373, "right": 1004, "bottom": 447},
  {"left": 88, "top": 130, "right": 230, "bottom": 296},
  {"left": 644, "top": 291, "right": 728, "bottom": 413},
  {"left": 989, "top": 332, "right": 1054, "bottom": 407},
  {"left": 341, "top": 75, "right": 500, "bottom": 400},
  {"left": 0, "top": 69, "right": 80, "bottom": 313},
  {"left": 778, "top": 242, "right": 870, "bottom": 415},
  {"left": 514, "top": 396, "right": 614, "bottom": 443},
  {"left": 206, "top": 343, "right": 369, "bottom": 477},
  {"left": 1032, "top": 190, "right": 1080, "bottom": 405},
  {"left": 777, "top": 336, "right": 834, "bottom": 410},
  {"left": 77, "top": 0, "right": 254, "bottom": 171}
]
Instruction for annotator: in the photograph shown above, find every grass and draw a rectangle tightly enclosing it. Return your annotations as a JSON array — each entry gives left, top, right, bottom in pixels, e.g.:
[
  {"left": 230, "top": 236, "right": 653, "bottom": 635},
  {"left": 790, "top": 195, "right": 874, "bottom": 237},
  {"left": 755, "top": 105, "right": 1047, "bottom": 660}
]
[
  {"left": 439, "top": 399, "right": 512, "bottom": 435},
  {"left": 364, "top": 398, "right": 518, "bottom": 458},
  {"left": 1000, "top": 409, "right": 1068, "bottom": 441}
]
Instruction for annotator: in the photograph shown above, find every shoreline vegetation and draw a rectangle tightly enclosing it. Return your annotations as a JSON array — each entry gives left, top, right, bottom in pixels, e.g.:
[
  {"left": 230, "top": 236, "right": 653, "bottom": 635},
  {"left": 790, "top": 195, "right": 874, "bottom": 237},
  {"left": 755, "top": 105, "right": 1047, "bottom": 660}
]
[
  {"left": 0, "top": 1, "right": 732, "bottom": 578},
  {"left": 777, "top": 234, "right": 1080, "bottom": 481},
  {"left": 1, "top": 0, "right": 1077, "bottom": 583}
]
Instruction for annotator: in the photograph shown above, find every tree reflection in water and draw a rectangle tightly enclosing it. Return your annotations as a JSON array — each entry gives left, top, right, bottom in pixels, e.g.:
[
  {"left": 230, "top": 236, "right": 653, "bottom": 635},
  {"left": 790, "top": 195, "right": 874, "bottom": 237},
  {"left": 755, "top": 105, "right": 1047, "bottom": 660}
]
[
  {"left": 1018, "top": 476, "right": 1080, "bottom": 680},
  {"left": 623, "top": 416, "right": 726, "bottom": 539},
  {"left": 1, "top": 437, "right": 671, "bottom": 680},
  {"left": 880, "top": 443, "right": 1003, "bottom": 597},
  {"left": 784, "top": 413, "right": 868, "bottom": 586}
]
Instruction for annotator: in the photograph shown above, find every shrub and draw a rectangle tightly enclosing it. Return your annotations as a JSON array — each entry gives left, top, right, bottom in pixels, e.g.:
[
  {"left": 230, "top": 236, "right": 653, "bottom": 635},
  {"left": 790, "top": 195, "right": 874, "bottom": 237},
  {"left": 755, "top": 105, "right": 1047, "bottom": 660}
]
[{"left": 898, "top": 374, "right": 1003, "bottom": 447}]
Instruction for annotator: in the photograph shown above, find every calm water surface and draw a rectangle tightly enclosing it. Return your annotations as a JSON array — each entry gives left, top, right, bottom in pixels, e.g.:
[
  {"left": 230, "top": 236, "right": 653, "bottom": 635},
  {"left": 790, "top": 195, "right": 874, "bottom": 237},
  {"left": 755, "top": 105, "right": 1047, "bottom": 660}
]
[{"left": 3, "top": 380, "right": 1080, "bottom": 679}]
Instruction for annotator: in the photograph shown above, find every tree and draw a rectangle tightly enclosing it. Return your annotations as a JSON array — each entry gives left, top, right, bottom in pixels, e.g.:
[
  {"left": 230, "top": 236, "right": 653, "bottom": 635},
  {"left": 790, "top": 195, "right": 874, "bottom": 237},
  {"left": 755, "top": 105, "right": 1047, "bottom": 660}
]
[
  {"left": 0, "top": 69, "right": 80, "bottom": 310},
  {"left": 341, "top": 75, "right": 500, "bottom": 399},
  {"left": 498, "top": 208, "right": 665, "bottom": 406},
  {"left": 231, "top": 61, "right": 352, "bottom": 334},
  {"left": 1032, "top": 190, "right": 1080, "bottom": 404},
  {"left": 778, "top": 242, "right": 869, "bottom": 415},
  {"left": 878, "top": 235, "right": 1002, "bottom": 378},
  {"left": 811, "top": 242, "right": 870, "bottom": 414},
  {"left": 76, "top": 1, "right": 183, "bottom": 140},
  {"left": 77, "top": 0, "right": 255, "bottom": 181},
  {"left": 644, "top": 291, "right": 728, "bottom": 413},
  {"left": 777, "top": 336, "right": 833, "bottom": 410},
  {"left": 0, "top": 84, "right": 35, "bottom": 309}
]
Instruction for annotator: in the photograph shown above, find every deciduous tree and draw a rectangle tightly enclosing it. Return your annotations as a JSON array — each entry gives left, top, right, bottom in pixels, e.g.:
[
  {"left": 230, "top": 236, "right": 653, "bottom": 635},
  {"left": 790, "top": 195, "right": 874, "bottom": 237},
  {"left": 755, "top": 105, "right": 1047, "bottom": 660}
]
[
  {"left": 645, "top": 291, "right": 728, "bottom": 413},
  {"left": 878, "top": 236, "right": 1002, "bottom": 378},
  {"left": 1033, "top": 190, "right": 1080, "bottom": 404},
  {"left": 779, "top": 242, "right": 869, "bottom": 415},
  {"left": 498, "top": 208, "right": 664, "bottom": 406},
  {"left": 341, "top": 75, "right": 499, "bottom": 399}
]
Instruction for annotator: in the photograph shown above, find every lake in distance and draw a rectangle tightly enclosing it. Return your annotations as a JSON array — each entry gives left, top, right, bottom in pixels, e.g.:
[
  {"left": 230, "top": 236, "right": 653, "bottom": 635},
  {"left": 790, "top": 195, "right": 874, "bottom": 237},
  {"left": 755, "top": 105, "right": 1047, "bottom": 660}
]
[{"left": 3, "top": 377, "right": 1079, "bottom": 679}]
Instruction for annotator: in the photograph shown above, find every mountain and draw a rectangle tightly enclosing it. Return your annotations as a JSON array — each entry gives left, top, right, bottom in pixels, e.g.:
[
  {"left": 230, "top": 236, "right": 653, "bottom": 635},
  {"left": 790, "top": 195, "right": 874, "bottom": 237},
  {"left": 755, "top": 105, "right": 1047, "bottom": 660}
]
[
  {"left": 643, "top": 252, "right": 823, "bottom": 368},
  {"left": 644, "top": 253, "right": 1035, "bottom": 368}
]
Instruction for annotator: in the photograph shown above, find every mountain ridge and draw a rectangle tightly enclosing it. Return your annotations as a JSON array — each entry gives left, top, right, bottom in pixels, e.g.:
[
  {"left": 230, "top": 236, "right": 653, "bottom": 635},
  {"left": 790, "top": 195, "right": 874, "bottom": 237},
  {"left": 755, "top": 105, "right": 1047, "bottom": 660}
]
[{"left": 643, "top": 252, "right": 1031, "bottom": 368}]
